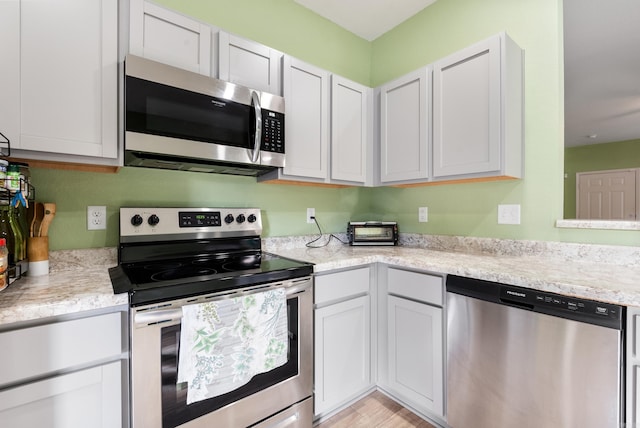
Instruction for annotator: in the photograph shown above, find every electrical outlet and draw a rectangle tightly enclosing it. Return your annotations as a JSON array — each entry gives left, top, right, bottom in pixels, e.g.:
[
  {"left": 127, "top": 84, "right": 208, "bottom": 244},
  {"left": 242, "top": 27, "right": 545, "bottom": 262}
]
[
  {"left": 498, "top": 204, "right": 521, "bottom": 225},
  {"left": 418, "top": 207, "right": 428, "bottom": 222},
  {"left": 87, "top": 206, "right": 107, "bottom": 230},
  {"left": 306, "top": 208, "right": 315, "bottom": 224}
]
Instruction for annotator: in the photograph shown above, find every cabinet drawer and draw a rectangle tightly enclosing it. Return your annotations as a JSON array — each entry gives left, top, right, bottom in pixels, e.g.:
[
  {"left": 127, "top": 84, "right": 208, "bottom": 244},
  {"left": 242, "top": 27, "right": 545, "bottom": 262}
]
[
  {"left": 0, "top": 312, "right": 123, "bottom": 387},
  {"left": 315, "top": 267, "right": 370, "bottom": 304},
  {"left": 388, "top": 268, "right": 443, "bottom": 306}
]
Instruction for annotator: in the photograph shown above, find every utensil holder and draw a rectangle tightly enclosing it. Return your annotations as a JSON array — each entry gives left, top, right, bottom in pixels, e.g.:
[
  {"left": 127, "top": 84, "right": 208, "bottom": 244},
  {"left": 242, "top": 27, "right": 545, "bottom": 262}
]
[{"left": 27, "top": 236, "right": 49, "bottom": 276}]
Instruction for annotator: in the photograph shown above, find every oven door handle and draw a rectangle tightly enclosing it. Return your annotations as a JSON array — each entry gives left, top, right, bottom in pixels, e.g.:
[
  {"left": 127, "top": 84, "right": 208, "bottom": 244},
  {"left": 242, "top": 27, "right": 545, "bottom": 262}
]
[
  {"left": 286, "top": 278, "right": 313, "bottom": 296},
  {"left": 134, "top": 308, "right": 183, "bottom": 326}
]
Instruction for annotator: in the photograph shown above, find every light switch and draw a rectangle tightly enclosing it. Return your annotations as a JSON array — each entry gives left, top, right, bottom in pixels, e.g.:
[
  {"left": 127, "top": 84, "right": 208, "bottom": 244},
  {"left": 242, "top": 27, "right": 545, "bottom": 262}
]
[
  {"left": 418, "top": 207, "right": 428, "bottom": 222},
  {"left": 498, "top": 204, "right": 521, "bottom": 225}
]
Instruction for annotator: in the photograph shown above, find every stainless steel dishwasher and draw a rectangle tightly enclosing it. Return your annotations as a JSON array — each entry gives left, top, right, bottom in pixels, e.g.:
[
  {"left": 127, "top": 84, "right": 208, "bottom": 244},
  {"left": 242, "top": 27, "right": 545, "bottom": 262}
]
[{"left": 446, "top": 275, "right": 624, "bottom": 428}]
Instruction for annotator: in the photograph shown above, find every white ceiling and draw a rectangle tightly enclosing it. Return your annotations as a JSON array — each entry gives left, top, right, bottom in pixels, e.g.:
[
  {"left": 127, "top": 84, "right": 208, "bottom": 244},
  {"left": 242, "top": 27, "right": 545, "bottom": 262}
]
[
  {"left": 564, "top": 0, "right": 640, "bottom": 148},
  {"left": 294, "top": 0, "right": 640, "bottom": 148},
  {"left": 294, "top": 0, "right": 437, "bottom": 41}
]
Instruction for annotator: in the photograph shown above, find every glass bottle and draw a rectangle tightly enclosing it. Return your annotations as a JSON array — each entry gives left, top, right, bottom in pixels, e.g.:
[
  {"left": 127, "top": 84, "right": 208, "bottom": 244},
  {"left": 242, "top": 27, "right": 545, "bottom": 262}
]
[
  {"left": 0, "top": 237, "right": 8, "bottom": 291},
  {"left": 9, "top": 204, "right": 25, "bottom": 262},
  {"left": 0, "top": 202, "right": 15, "bottom": 266}
]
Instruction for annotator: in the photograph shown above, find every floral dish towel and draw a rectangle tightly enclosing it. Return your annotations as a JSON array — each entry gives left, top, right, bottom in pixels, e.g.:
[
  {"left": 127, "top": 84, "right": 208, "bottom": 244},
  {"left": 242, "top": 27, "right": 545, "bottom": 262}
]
[{"left": 177, "top": 288, "right": 288, "bottom": 404}]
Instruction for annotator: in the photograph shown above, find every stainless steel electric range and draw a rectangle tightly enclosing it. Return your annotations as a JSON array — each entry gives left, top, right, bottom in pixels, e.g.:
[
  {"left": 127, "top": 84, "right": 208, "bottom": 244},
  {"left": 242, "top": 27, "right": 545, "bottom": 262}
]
[{"left": 109, "top": 207, "right": 314, "bottom": 428}]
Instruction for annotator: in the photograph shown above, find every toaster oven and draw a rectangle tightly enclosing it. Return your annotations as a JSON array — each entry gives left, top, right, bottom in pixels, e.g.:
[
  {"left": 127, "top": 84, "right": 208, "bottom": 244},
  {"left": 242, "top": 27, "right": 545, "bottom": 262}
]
[{"left": 347, "top": 222, "right": 398, "bottom": 246}]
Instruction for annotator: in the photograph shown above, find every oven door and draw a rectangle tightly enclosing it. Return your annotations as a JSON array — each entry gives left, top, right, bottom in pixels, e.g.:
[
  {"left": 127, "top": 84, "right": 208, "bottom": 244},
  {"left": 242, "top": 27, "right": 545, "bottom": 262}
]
[{"left": 130, "top": 277, "right": 313, "bottom": 428}]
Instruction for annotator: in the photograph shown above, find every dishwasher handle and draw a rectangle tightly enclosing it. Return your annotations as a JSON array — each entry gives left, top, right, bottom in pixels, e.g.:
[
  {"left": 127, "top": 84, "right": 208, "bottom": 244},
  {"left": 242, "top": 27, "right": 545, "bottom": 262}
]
[{"left": 500, "top": 297, "right": 534, "bottom": 310}]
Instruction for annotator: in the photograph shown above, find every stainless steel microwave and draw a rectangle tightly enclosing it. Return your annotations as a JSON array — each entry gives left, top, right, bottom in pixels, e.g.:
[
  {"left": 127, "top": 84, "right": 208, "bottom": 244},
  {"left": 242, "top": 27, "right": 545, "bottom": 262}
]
[
  {"left": 124, "top": 54, "right": 285, "bottom": 176},
  {"left": 347, "top": 222, "right": 399, "bottom": 246}
]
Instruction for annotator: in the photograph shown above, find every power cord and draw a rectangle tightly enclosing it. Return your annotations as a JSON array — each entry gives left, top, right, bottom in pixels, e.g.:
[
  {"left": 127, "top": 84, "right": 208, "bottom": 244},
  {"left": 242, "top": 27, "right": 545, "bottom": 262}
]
[{"left": 305, "top": 215, "right": 349, "bottom": 248}]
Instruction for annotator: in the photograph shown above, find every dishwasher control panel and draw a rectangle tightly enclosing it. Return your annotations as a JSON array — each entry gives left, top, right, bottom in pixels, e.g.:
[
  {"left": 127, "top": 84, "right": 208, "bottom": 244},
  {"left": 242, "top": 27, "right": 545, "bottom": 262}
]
[
  {"left": 503, "top": 287, "right": 621, "bottom": 320},
  {"left": 447, "top": 275, "right": 624, "bottom": 330}
]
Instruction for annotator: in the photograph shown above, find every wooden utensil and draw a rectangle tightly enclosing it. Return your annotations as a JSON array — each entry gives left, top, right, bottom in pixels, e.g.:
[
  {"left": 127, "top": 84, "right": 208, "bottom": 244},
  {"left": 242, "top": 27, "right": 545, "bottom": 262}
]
[
  {"left": 27, "top": 203, "right": 36, "bottom": 238},
  {"left": 39, "top": 203, "right": 56, "bottom": 237},
  {"left": 31, "top": 202, "right": 44, "bottom": 238}
]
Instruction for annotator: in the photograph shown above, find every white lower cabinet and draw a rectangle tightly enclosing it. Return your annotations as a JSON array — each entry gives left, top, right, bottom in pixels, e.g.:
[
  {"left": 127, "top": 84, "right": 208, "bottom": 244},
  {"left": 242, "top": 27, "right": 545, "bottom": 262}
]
[
  {"left": 378, "top": 265, "right": 445, "bottom": 422},
  {"left": 387, "top": 295, "right": 443, "bottom": 415},
  {"left": 0, "top": 309, "right": 128, "bottom": 427},
  {"left": 627, "top": 307, "right": 640, "bottom": 425},
  {"left": 0, "top": 362, "right": 123, "bottom": 427},
  {"left": 313, "top": 264, "right": 446, "bottom": 426},
  {"left": 314, "top": 267, "right": 373, "bottom": 419}
]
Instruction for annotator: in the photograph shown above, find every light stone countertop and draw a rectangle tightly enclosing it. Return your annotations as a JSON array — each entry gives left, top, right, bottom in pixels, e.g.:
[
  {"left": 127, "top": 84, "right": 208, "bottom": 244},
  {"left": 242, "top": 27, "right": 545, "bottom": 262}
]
[
  {"left": 272, "top": 244, "right": 640, "bottom": 307},
  {"left": 2, "top": 235, "right": 640, "bottom": 328},
  {"left": 0, "top": 248, "right": 127, "bottom": 328}
]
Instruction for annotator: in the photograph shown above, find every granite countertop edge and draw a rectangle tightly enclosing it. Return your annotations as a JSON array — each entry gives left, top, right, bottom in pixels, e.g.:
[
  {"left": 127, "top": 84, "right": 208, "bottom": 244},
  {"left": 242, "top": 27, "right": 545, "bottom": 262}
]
[{"left": 2, "top": 241, "right": 640, "bottom": 327}]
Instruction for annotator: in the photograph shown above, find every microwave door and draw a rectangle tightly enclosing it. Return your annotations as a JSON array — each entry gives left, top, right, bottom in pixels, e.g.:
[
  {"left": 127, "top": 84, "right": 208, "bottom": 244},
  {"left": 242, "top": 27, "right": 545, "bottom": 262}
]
[{"left": 126, "top": 76, "right": 254, "bottom": 152}]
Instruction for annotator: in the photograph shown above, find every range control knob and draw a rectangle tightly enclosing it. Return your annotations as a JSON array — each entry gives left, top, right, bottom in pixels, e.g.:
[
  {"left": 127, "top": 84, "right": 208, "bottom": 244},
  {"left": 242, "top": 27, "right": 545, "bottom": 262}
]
[
  {"left": 236, "top": 214, "right": 246, "bottom": 224},
  {"left": 224, "top": 214, "right": 235, "bottom": 224},
  {"left": 247, "top": 214, "right": 257, "bottom": 223},
  {"left": 131, "top": 214, "right": 143, "bottom": 227},
  {"left": 148, "top": 214, "right": 160, "bottom": 227}
]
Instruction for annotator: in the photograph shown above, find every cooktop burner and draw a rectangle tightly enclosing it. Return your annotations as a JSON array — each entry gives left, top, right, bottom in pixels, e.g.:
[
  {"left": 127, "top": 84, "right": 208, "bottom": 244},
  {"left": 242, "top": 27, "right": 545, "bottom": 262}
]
[{"left": 109, "top": 207, "right": 314, "bottom": 306}]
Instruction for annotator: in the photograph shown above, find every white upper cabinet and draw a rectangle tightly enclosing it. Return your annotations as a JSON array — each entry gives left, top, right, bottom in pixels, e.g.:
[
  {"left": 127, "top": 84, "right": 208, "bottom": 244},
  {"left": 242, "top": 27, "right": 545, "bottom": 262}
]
[
  {"left": 0, "top": 1, "right": 20, "bottom": 154},
  {"left": 129, "top": 0, "right": 212, "bottom": 76},
  {"left": 330, "top": 75, "right": 371, "bottom": 184},
  {"left": 281, "top": 56, "right": 330, "bottom": 180},
  {"left": 259, "top": 59, "right": 372, "bottom": 186},
  {"left": 218, "top": 32, "right": 282, "bottom": 95},
  {"left": 1, "top": 0, "right": 118, "bottom": 162},
  {"left": 432, "top": 32, "right": 523, "bottom": 181},
  {"left": 379, "top": 67, "right": 431, "bottom": 184}
]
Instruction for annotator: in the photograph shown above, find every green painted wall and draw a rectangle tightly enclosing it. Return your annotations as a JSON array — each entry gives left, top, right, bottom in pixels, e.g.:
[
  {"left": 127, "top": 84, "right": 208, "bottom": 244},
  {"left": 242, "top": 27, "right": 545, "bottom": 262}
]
[
  {"left": 30, "top": 0, "right": 640, "bottom": 250},
  {"left": 564, "top": 138, "right": 640, "bottom": 218},
  {"left": 33, "top": 167, "right": 366, "bottom": 249}
]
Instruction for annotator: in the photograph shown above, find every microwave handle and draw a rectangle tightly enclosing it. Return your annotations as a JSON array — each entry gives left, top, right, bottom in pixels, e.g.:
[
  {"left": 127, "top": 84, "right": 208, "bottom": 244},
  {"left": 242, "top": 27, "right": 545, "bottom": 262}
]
[{"left": 251, "top": 91, "right": 262, "bottom": 163}]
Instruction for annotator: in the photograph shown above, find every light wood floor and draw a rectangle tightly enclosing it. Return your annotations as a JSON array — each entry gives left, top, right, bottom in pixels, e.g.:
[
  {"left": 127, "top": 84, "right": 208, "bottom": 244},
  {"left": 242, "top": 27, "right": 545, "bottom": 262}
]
[{"left": 315, "top": 390, "right": 437, "bottom": 428}]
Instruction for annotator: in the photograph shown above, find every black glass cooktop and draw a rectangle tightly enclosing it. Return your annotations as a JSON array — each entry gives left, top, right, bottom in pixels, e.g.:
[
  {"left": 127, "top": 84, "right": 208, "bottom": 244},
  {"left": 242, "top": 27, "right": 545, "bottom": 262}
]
[{"left": 109, "top": 246, "right": 313, "bottom": 306}]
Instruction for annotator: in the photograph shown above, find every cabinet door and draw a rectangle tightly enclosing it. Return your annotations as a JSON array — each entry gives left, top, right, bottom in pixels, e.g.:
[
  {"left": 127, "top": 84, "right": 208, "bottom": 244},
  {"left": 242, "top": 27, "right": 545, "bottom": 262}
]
[
  {"left": 627, "top": 307, "right": 640, "bottom": 424},
  {"left": 129, "top": 0, "right": 211, "bottom": 75},
  {"left": 0, "top": 361, "right": 123, "bottom": 428},
  {"left": 219, "top": 32, "right": 282, "bottom": 95},
  {"left": 387, "top": 295, "right": 443, "bottom": 417},
  {"left": 315, "top": 295, "right": 371, "bottom": 416},
  {"left": 0, "top": 0, "right": 20, "bottom": 152},
  {"left": 432, "top": 33, "right": 523, "bottom": 180},
  {"left": 16, "top": 0, "right": 117, "bottom": 159},
  {"left": 379, "top": 68, "right": 430, "bottom": 183},
  {"left": 282, "top": 56, "right": 329, "bottom": 179},
  {"left": 330, "top": 75, "right": 370, "bottom": 184},
  {"left": 432, "top": 36, "right": 501, "bottom": 178}
]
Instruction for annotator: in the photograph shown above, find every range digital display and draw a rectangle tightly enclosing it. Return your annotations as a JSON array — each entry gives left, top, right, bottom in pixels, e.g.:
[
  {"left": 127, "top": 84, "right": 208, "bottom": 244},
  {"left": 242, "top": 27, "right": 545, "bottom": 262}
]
[{"left": 179, "top": 211, "right": 222, "bottom": 227}]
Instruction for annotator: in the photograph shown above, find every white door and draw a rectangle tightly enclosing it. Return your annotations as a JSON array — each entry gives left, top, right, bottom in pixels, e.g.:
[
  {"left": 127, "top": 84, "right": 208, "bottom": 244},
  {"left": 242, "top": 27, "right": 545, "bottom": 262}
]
[
  {"left": 387, "top": 295, "right": 443, "bottom": 416},
  {"left": 314, "top": 295, "right": 371, "bottom": 416},
  {"left": 379, "top": 68, "right": 430, "bottom": 183},
  {"left": 282, "top": 56, "right": 329, "bottom": 179},
  {"left": 0, "top": 362, "right": 122, "bottom": 428},
  {"left": 0, "top": 0, "right": 20, "bottom": 153},
  {"left": 330, "top": 75, "right": 370, "bottom": 184},
  {"left": 129, "top": 0, "right": 212, "bottom": 75},
  {"left": 17, "top": 0, "right": 118, "bottom": 158},
  {"left": 218, "top": 32, "right": 282, "bottom": 95},
  {"left": 432, "top": 36, "right": 501, "bottom": 178},
  {"left": 576, "top": 169, "right": 637, "bottom": 220}
]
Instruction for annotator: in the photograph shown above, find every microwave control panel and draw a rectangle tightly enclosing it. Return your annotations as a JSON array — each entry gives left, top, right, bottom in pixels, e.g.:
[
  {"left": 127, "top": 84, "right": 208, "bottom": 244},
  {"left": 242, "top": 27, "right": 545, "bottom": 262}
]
[{"left": 261, "top": 110, "right": 284, "bottom": 153}]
